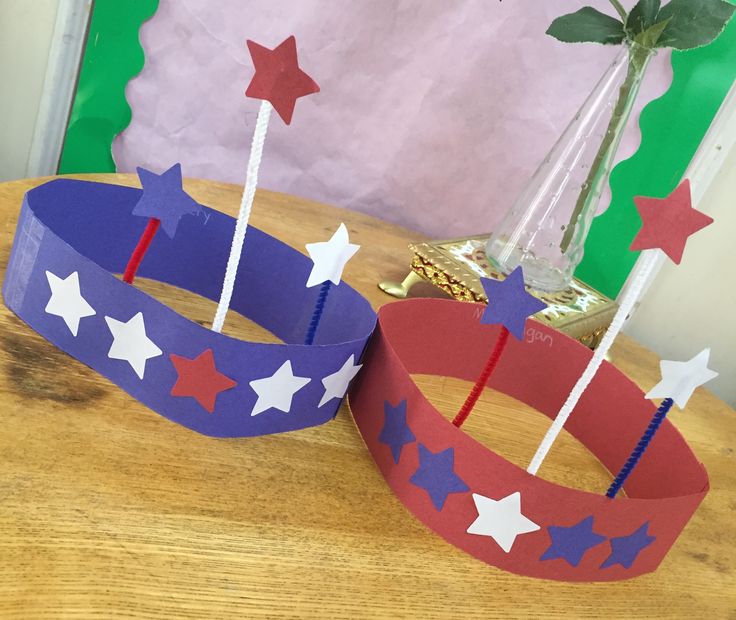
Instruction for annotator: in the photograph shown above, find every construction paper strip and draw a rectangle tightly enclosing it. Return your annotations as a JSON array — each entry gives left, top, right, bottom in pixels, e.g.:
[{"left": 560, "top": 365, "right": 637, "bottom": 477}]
[
  {"left": 3, "top": 179, "right": 375, "bottom": 437},
  {"left": 348, "top": 299, "right": 708, "bottom": 582}
]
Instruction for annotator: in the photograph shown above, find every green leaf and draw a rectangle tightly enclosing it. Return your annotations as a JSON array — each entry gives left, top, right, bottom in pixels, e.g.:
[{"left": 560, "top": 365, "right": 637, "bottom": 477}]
[
  {"left": 626, "top": 0, "right": 662, "bottom": 34},
  {"left": 656, "top": 0, "right": 736, "bottom": 49},
  {"left": 546, "top": 7, "right": 626, "bottom": 45},
  {"left": 634, "top": 17, "right": 672, "bottom": 47}
]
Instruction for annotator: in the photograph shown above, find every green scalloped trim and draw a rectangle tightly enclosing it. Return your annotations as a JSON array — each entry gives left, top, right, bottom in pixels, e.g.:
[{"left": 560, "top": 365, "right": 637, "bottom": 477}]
[
  {"left": 576, "top": 11, "right": 736, "bottom": 298},
  {"left": 58, "top": 0, "right": 159, "bottom": 174}
]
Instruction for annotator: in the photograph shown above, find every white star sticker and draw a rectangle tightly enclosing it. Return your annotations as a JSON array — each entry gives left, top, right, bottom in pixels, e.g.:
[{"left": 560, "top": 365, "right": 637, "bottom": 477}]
[
  {"left": 318, "top": 354, "right": 362, "bottom": 407},
  {"left": 249, "top": 360, "right": 311, "bottom": 416},
  {"left": 305, "top": 223, "right": 360, "bottom": 288},
  {"left": 466, "top": 491, "right": 540, "bottom": 553},
  {"left": 105, "top": 312, "right": 162, "bottom": 379},
  {"left": 646, "top": 348, "right": 718, "bottom": 409},
  {"left": 44, "top": 270, "right": 96, "bottom": 336}
]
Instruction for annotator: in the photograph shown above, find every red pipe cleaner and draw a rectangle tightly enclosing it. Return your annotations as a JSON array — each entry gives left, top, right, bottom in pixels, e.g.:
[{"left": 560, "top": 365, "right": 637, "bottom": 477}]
[
  {"left": 123, "top": 218, "right": 160, "bottom": 284},
  {"left": 452, "top": 326, "right": 510, "bottom": 428}
]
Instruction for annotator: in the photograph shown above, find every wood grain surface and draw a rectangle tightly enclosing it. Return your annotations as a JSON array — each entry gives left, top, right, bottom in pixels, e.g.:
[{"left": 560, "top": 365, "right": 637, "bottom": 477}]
[{"left": 0, "top": 174, "right": 734, "bottom": 619}]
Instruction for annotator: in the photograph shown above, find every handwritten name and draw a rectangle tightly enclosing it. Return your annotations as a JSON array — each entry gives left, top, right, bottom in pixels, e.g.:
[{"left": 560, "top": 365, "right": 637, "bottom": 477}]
[
  {"left": 526, "top": 326, "right": 553, "bottom": 347},
  {"left": 470, "top": 308, "right": 553, "bottom": 346}
]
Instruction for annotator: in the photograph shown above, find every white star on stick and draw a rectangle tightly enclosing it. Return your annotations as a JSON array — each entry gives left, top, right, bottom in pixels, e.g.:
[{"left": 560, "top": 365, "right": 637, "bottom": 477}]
[
  {"left": 305, "top": 223, "right": 360, "bottom": 288},
  {"left": 249, "top": 360, "right": 311, "bottom": 416},
  {"left": 105, "top": 312, "right": 162, "bottom": 379},
  {"left": 44, "top": 270, "right": 96, "bottom": 336},
  {"left": 646, "top": 348, "right": 718, "bottom": 409},
  {"left": 466, "top": 491, "right": 540, "bottom": 553},
  {"left": 318, "top": 354, "right": 362, "bottom": 407}
]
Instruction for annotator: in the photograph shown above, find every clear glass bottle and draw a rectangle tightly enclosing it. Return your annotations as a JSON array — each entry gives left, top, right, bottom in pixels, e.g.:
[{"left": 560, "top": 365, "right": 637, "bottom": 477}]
[{"left": 486, "top": 44, "right": 652, "bottom": 292}]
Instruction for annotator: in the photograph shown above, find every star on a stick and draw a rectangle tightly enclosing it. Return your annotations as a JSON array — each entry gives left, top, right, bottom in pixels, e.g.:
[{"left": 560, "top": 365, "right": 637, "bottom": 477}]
[
  {"left": 246, "top": 35, "right": 320, "bottom": 124},
  {"left": 249, "top": 360, "right": 311, "bottom": 416},
  {"left": 305, "top": 223, "right": 360, "bottom": 288},
  {"left": 480, "top": 266, "right": 546, "bottom": 340},
  {"left": 645, "top": 348, "right": 718, "bottom": 409},
  {"left": 44, "top": 270, "right": 96, "bottom": 336},
  {"left": 132, "top": 163, "right": 201, "bottom": 238},
  {"left": 466, "top": 491, "right": 540, "bottom": 553},
  {"left": 318, "top": 354, "right": 362, "bottom": 407},
  {"left": 630, "top": 179, "right": 714, "bottom": 264},
  {"left": 105, "top": 312, "right": 162, "bottom": 379},
  {"left": 170, "top": 349, "right": 237, "bottom": 413}
]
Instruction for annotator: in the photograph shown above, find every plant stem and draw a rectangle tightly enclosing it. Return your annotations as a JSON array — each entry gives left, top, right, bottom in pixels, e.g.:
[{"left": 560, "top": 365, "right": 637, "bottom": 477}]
[
  {"left": 608, "top": 0, "right": 627, "bottom": 20},
  {"left": 559, "top": 44, "right": 651, "bottom": 254}
]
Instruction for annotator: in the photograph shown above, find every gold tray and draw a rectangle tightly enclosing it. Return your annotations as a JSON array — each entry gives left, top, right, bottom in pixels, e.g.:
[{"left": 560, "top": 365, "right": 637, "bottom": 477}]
[{"left": 380, "top": 236, "right": 617, "bottom": 349}]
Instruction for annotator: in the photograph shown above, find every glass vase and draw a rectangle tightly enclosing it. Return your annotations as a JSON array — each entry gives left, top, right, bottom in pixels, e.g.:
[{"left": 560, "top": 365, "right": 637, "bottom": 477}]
[{"left": 485, "top": 44, "right": 652, "bottom": 293}]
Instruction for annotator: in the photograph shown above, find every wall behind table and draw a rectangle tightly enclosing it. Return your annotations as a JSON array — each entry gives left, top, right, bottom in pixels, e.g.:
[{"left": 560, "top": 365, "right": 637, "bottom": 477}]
[
  {"left": 112, "top": 0, "right": 671, "bottom": 238},
  {"left": 625, "top": 144, "right": 736, "bottom": 407},
  {"left": 0, "top": 0, "right": 58, "bottom": 182}
]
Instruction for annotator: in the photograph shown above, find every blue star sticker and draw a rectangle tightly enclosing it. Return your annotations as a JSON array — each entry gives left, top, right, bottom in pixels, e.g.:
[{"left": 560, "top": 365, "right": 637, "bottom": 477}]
[
  {"left": 540, "top": 516, "right": 607, "bottom": 567},
  {"left": 601, "top": 522, "right": 656, "bottom": 569},
  {"left": 409, "top": 444, "right": 469, "bottom": 511},
  {"left": 132, "top": 163, "right": 201, "bottom": 238},
  {"left": 378, "top": 400, "right": 415, "bottom": 464},
  {"left": 480, "top": 266, "right": 546, "bottom": 340}
]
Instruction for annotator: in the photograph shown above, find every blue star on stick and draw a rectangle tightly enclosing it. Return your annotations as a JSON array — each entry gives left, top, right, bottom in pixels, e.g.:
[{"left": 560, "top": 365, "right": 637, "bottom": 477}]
[
  {"left": 601, "top": 523, "right": 656, "bottom": 569},
  {"left": 409, "top": 444, "right": 469, "bottom": 511},
  {"left": 378, "top": 400, "right": 416, "bottom": 464},
  {"left": 133, "top": 163, "right": 201, "bottom": 238},
  {"left": 540, "top": 516, "right": 607, "bottom": 567},
  {"left": 480, "top": 266, "right": 546, "bottom": 340}
]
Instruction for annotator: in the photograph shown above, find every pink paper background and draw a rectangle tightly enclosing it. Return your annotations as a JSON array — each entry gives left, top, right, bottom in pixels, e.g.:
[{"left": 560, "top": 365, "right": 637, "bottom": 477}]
[{"left": 113, "top": 0, "right": 672, "bottom": 238}]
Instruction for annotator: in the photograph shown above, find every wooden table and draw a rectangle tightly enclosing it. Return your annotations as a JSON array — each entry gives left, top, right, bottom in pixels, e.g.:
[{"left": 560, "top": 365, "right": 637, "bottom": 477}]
[{"left": 1, "top": 174, "right": 734, "bottom": 619}]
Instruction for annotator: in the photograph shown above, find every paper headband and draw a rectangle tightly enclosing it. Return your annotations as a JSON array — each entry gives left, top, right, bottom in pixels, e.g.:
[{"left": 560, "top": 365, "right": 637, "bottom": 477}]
[
  {"left": 348, "top": 299, "right": 708, "bottom": 581},
  {"left": 3, "top": 179, "right": 376, "bottom": 437}
]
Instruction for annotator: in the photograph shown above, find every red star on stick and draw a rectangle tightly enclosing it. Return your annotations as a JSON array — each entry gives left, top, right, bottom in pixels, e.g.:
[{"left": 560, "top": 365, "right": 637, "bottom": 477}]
[
  {"left": 170, "top": 349, "right": 237, "bottom": 413},
  {"left": 630, "top": 179, "right": 714, "bottom": 264},
  {"left": 245, "top": 35, "right": 320, "bottom": 124}
]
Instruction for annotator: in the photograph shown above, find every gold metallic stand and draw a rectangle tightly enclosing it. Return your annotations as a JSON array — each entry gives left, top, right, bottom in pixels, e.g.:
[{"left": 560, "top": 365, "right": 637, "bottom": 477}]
[
  {"left": 379, "top": 236, "right": 617, "bottom": 349},
  {"left": 378, "top": 271, "right": 425, "bottom": 299}
]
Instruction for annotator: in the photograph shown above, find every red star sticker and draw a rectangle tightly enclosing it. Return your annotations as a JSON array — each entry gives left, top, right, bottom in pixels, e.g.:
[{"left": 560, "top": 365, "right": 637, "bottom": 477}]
[
  {"left": 630, "top": 179, "right": 714, "bottom": 264},
  {"left": 170, "top": 349, "right": 237, "bottom": 413},
  {"left": 245, "top": 35, "right": 319, "bottom": 125}
]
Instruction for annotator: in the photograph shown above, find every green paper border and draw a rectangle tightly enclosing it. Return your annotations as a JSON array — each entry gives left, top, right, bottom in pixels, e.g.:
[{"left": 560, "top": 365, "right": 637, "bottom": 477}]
[
  {"left": 577, "top": 13, "right": 736, "bottom": 298},
  {"left": 58, "top": 0, "right": 158, "bottom": 174}
]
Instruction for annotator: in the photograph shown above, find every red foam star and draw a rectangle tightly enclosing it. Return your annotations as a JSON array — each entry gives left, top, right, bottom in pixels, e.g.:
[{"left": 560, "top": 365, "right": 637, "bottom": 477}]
[
  {"left": 630, "top": 179, "right": 714, "bottom": 264},
  {"left": 245, "top": 35, "right": 319, "bottom": 125},
  {"left": 170, "top": 349, "right": 237, "bottom": 413}
]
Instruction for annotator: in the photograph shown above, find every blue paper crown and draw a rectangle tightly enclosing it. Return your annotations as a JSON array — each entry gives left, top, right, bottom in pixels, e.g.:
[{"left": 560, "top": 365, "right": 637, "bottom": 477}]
[{"left": 3, "top": 179, "right": 376, "bottom": 437}]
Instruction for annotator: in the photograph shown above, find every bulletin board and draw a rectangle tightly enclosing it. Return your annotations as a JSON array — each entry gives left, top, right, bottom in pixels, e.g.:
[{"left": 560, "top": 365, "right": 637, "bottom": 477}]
[{"left": 58, "top": 0, "right": 736, "bottom": 298}]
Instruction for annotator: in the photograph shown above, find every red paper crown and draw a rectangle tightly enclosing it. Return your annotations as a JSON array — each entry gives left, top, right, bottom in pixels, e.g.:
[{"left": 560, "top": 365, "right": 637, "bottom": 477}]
[{"left": 348, "top": 299, "right": 708, "bottom": 581}]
